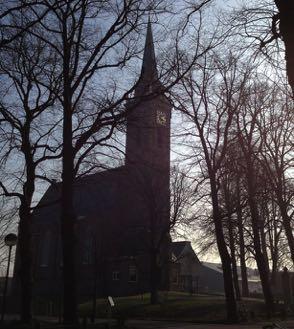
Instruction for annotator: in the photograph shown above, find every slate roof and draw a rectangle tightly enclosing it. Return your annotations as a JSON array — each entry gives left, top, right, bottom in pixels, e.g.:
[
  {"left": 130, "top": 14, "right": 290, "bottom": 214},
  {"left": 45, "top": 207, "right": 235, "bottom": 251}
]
[
  {"left": 171, "top": 241, "right": 200, "bottom": 263},
  {"left": 202, "top": 262, "right": 223, "bottom": 274},
  {"left": 32, "top": 165, "right": 153, "bottom": 258},
  {"left": 34, "top": 166, "right": 126, "bottom": 219},
  {"left": 171, "top": 241, "right": 189, "bottom": 258}
]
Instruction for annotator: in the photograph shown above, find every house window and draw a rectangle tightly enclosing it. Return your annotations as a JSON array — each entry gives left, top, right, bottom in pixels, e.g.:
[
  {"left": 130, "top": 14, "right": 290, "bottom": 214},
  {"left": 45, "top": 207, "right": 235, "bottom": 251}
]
[
  {"left": 40, "top": 231, "right": 51, "bottom": 267},
  {"left": 112, "top": 271, "right": 120, "bottom": 281},
  {"left": 128, "top": 265, "right": 137, "bottom": 282}
]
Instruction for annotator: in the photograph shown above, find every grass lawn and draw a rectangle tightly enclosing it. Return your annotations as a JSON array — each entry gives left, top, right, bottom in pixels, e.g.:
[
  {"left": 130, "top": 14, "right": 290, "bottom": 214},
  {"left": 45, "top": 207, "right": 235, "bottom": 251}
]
[{"left": 79, "top": 291, "right": 268, "bottom": 323}]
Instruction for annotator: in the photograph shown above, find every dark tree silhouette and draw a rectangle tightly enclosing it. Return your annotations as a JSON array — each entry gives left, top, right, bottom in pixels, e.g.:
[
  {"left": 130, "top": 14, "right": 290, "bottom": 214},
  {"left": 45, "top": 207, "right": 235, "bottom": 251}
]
[
  {"left": 172, "top": 53, "right": 252, "bottom": 323},
  {"left": 18, "top": 0, "right": 213, "bottom": 323},
  {"left": 273, "top": 0, "right": 294, "bottom": 94},
  {"left": 0, "top": 34, "right": 61, "bottom": 321},
  {"left": 235, "top": 81, "right": 275, "bottom": 316}
]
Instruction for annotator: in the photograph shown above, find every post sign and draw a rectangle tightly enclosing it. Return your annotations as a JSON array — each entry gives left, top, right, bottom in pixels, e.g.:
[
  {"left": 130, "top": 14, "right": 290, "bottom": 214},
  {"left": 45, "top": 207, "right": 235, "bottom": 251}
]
[{"left": 108, "top": 296, "right": 115, "bottom": 307}]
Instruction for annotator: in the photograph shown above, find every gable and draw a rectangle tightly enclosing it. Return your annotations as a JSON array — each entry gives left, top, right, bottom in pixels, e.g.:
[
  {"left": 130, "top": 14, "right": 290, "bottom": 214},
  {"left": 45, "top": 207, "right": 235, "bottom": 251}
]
[{"left": 171, "top": 241, "right": 200, "bottom": 263}]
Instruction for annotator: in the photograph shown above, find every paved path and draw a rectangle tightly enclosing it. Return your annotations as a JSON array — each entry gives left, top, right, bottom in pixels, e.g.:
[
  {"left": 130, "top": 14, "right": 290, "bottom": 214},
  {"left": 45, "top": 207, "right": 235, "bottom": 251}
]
[
  {"left": 5, "top": 315, "right": 294, "bottom": 329},
  {"left": 125, "top": 319, "right": 294, "bottom": 329}
]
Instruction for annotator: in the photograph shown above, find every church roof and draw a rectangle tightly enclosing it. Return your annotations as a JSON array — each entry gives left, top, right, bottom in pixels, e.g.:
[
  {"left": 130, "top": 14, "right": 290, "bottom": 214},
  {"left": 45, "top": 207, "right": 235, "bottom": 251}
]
[
  {"left": 34, "top": 166, "right": 128, "bottom": 223},
  {"left": 32, "top": 166, "right": 161, "bottom": 258}
]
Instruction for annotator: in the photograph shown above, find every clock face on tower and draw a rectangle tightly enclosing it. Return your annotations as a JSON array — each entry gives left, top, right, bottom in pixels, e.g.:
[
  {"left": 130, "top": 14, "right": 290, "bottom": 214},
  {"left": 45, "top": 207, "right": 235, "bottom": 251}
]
[{"left": 156, "top": 110, "right": 167, "bottom": 126}]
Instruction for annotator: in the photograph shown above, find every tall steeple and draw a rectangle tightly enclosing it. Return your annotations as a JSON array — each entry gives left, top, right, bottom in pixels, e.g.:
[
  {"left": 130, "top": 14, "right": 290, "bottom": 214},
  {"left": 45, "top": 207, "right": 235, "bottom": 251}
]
[
  {"left": 140, "top": 18, "right": 158, "bottom": 83},
  {"left": 135, "top": 19, "right": 161, "bottom": 95}
]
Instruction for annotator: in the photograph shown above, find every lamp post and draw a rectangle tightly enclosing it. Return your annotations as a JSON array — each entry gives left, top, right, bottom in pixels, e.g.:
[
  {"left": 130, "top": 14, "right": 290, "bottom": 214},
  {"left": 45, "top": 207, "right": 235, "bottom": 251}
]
[{"left": 1, "top": 233, "right": 17, "bottom": 322}]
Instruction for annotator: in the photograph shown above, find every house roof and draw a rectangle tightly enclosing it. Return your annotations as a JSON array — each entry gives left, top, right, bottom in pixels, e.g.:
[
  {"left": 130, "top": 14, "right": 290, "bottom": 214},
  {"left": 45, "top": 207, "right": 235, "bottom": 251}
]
[
  {"left": 202, "top": 262, "right": 223, "bottom": 274},
  {"left": 202, "top": 262, "right": 262, "bottom": 281},
  {"left": 171, "top": 241, "right": 200, "bottom": 263},
  {"left": 171, "top": 241, "right": 189, "bottom": 258}
]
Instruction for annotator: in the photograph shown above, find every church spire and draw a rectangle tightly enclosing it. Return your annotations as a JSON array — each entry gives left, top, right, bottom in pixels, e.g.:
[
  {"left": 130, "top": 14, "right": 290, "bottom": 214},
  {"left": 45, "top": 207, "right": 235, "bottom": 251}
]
[{"left": 140, "top": 18, "right": 158, "bottom": 84}]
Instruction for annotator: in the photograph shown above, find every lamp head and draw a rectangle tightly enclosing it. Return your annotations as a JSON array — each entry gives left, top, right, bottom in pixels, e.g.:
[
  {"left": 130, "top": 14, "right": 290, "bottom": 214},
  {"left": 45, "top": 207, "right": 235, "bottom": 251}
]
[{"left": 4, "top": 233, "right": 17, "bottom": 247}]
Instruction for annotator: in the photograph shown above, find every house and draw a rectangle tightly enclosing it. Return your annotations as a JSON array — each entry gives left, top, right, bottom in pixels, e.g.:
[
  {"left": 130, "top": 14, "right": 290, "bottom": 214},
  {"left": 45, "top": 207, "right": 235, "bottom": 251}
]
[
  {"left": 170, "top": 241, "right": 224, "bottom": 294},
  {"left": 170, "top": 241, "right": 266, "bottom": 296}
]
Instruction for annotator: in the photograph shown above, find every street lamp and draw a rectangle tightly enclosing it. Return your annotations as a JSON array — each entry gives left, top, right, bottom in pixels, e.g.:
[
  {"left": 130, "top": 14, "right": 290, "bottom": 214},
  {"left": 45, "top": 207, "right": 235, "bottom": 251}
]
[{"left": 1, "top": 233, "right": 17, "bottom": 322}]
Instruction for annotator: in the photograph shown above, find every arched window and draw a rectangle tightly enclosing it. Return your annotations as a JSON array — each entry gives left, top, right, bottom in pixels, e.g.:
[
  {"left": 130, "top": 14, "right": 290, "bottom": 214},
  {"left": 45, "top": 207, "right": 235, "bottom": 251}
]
[
  {"left": 82, "top": 228, "right": 95, "bottom": 265},
  {"left": 40, "top": 231, "right": 51, "bottom": 267}
]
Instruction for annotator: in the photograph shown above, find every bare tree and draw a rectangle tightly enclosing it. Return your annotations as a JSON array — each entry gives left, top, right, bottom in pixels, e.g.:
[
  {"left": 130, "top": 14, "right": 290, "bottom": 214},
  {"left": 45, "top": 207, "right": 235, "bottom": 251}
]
[
  {"left": 220, "top": 143, "right": 250, "bottom": 298},
  {"left": 257, "top": 84, "right": 294, "bottom": 266},
  {"left": 22, "top": 1, "right": 167, "bottom": 323},
  {"left": 172, "top": 53, "right": 251, "bottom": 322},
  {"left": 24, "top": 0, "right": 216, "bottom": 322},
  {"left": 0, "top": 1, "right": 57, "bottom": 48},
  {"left": 219, "top": 171, "right": 241, "bottom": 301},
  {"left": 0, "top": 32, "right": 61, "bottom": 321},
  {"left": 170, "top": 166, "right": 198, "bottom": 238},
  {"left": 235, "top": 80, "right": 274, "bottom": 315},
  {"left": 228, "top": 0, "right": 294, "bottom": 94}
]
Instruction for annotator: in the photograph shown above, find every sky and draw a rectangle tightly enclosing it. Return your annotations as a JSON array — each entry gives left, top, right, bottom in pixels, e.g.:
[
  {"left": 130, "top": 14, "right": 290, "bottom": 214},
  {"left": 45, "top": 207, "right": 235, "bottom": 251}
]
[{"left": 0, "top": 0, "right": 283, "bottom": 269}]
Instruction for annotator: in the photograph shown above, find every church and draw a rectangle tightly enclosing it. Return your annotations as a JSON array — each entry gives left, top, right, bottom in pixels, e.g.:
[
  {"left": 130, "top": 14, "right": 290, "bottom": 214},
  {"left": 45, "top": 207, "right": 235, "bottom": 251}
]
[{"left": 12, "top": 21, "right": 172, "bottom": 303}]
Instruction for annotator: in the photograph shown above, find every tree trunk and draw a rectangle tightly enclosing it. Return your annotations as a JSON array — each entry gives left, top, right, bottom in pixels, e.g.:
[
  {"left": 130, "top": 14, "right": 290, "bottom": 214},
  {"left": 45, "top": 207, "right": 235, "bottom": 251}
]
[
  {"left": 274, "top": 0, "right": 294, "bottom": 95},
  {"left": 259, "top": 199, "right": 271, "bottom": 276},
  {"left": 61, "top": 38, "right": 77, "bottom": 322},
  {"left": 271, "top": 253, "right": 278, "bottom": 287},
  {"left": 210, "top": 176, "right": 238, "bottom": 323},
  {"left": 150, "top": 250, "right": 159, "bottom": 304},
  {"left": 260, "top": 220, "right": 270, "bottom": 277},
  {"left": 277, "top": 196, "right": 294, "bottom": 266},
  {"left": 245, "top": 163, "right": 274, "bottom": 316},
  {"left": 18, "top": 203, "right": 32, "bottom": 323},
  {"left": 236, "top": 179, "right": 249, "bottom": 297},
  {"left": 228, "top": 214, "right": 241, "bottom": 300},
  {"left": 18, "top": 127, "right": 36, "bottom": 322},
  {"left": 61, "top": 111, "right": 77, "bottom": 323}
]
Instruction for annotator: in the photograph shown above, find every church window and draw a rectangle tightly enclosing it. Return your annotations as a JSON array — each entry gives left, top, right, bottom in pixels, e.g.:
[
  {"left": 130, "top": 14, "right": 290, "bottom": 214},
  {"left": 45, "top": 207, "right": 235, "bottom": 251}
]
[
  {"left": 112, "top": 271, "right": 120, "bottom": 281},
  {"left": 128, "top": 265, "right": 137, "bottom": 282},
  {"left": 40, "top": 231, "right": 51, "bottom": 267},
  {"left": 82, "top": 229, "right": 94, "bottom": 265}
]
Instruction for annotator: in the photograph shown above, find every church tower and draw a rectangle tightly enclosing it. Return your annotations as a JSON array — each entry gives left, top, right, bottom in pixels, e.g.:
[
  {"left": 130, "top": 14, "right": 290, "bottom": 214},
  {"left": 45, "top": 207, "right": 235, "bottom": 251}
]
[
  {"left": 125, "top": 20, "right": 171, "bottom": 292},
  {"left": 125, "top": 20, "right": 171, "bottom": 178}
]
